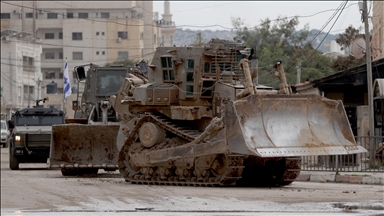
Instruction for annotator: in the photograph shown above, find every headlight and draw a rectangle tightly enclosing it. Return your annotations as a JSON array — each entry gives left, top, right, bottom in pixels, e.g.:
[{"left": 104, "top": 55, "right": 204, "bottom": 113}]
[{"left": 15, "top": 135, "right": 21, "bottom": 141}]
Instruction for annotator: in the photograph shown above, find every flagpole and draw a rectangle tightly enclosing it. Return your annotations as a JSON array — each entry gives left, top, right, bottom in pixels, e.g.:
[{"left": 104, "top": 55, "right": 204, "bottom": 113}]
[
  {"left": 63, "top": 57, "right": 71, "bottom": 118},
  {"left": 63, "top": 57, "right": 67, "bottom": 117}
]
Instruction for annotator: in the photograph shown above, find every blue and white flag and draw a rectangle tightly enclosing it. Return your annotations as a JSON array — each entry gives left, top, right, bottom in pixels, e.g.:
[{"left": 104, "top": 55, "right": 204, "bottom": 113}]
[{"left": 63, "top": 59, "right": 71, "bottom": 101}]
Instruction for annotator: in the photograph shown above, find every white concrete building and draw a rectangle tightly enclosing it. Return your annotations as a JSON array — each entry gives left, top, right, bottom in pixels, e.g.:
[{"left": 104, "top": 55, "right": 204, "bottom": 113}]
[
  {"left": 1, "top": 1, "right": 175, "bottom": 117},
  {"left": 322, "top": 40, "right": 347, "bottom": 58},
  {"left": 1, "top": 29, "right": 42, "bottom": 118}
]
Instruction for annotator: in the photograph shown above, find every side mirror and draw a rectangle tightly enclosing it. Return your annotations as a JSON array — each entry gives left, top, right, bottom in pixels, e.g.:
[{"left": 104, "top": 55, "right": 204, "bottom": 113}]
[
  {"left": 7, "top": 120, "right": 14, "bottom": 129},
  {"left": 137, "top": 60, "right": 148, "bottom": 73},
  {"left": 76, "top": 66, "right": 86, "bottom": 81},
  {"left": 72, "top": 100, "right": 79, "bottom": 111}
]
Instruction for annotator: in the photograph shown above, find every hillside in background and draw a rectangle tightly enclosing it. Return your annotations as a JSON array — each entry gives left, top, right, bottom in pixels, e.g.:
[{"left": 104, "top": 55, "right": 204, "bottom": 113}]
[{"left": 173, "top": 28, "right": 340, "bottom": 54}]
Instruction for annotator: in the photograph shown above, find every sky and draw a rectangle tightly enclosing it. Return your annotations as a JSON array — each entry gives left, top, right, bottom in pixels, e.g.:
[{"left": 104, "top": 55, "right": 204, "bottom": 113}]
[{"left": 153, "top": 1, "right": 373, "bottom": 33}]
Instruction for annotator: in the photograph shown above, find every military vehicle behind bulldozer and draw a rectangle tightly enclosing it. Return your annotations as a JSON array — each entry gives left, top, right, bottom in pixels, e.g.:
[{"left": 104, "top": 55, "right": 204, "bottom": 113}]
[
  {"left": 110, "top": 38, "right": 366, "bottom": 187},
  {"left": 9, "top": 98, "right": 65, "bottom": 170},
  {"left": 48, "top": 63, "right": 148, "bottom": 176}
]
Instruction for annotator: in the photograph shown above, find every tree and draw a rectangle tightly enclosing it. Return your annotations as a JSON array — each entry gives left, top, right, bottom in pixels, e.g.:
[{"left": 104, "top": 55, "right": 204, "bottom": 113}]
[
  {"left": 231, "top": 16, "right": 334, "bottom": 88},
  {"left": 331, "top": 25, "right": 366, "bottom": 72},
  {"left": 335, "top": 25, "right": 364, "bottom": 50}
]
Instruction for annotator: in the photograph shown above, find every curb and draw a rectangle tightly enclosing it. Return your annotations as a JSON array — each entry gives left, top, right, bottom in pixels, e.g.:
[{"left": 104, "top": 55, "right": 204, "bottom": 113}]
[{"left": 296, "top": 171, "right": 384, "bottom": 185}]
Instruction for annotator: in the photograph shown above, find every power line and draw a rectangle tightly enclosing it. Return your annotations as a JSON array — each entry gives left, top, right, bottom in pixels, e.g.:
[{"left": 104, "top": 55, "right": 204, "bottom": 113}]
[
  {"left": 1, "top": 1, "right": 360, "bottom": 31},
  {"left": 307, "top": 1, "right": 347, "bottom": 45},
  {"left": 263, "top": 1, "right": 349, "bottom": 86},
  {"left": 290, "top": 1, "right": 348, "bottom": 81}
]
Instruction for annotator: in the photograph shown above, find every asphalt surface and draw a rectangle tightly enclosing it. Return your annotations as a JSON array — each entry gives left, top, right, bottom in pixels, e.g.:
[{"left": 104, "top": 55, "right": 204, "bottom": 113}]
[{"left": 1, "top": 148, "right": 383, "bottom": 216}]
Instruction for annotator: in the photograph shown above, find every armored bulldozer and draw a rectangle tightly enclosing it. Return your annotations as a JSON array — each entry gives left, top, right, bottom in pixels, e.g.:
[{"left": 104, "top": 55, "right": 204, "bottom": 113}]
[
  {"left": 110, "top": 38, "right": 366, "bottom": 186},
  {"left": 48, "top": 63, "right": 148, "bottom": 176}
]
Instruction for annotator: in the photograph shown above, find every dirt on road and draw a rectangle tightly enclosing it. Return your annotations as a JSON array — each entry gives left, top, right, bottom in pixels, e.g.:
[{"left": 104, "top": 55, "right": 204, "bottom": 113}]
[{"left": 1, "top": 148, "right": 383, "bottom": 215}]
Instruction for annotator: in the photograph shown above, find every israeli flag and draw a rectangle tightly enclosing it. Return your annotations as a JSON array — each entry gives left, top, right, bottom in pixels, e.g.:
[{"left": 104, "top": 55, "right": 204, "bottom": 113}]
[{"left": 63, "top": 59, "right": 71, "bottom": 101}]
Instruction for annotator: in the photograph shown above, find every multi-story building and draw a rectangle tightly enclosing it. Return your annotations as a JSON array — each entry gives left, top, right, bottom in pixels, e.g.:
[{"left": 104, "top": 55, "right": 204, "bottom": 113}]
[
  {"left": 372, "top": 1, "right": 384, "bottom": 61},
  {"left": 1, "top": 1, "right": 175, "bottom": 117},
  {"left": 1, "top": 29, "right": 43, "bottom": 118}
]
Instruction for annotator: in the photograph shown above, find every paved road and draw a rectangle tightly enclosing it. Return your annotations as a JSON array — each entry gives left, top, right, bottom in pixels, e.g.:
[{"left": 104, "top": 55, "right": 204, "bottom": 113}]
[{"left": 1, "top": 148, "right": 383, "bottom": 216}]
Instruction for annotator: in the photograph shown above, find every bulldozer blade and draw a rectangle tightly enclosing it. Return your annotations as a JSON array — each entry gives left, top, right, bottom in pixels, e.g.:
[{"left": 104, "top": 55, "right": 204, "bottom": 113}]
[
  {"left": 225, "top": 94, "right": 367, "bottom": 157},
  {"left": 48, "top": 124, "right": 120, "bottom": 168}
]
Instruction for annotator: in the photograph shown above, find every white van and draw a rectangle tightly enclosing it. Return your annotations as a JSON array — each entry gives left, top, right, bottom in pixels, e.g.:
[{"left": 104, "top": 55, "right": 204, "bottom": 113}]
[{"left": 1, "top": 120, "right": 9, "bottom": 147}]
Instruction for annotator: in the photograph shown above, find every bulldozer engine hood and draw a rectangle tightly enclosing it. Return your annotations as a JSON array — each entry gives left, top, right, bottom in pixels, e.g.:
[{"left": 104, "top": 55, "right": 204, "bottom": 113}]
[{"left": 224, "top": 94, "right": 367, "bottom": 157}]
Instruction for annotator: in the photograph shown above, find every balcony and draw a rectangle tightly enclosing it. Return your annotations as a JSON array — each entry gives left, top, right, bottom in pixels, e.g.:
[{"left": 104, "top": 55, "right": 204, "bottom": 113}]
[
  {"left": 22, "top": 65, "right": 36, "bottom": 72},
  {"left": 156, "top": 19, "right": 176, "bottom": 33}
]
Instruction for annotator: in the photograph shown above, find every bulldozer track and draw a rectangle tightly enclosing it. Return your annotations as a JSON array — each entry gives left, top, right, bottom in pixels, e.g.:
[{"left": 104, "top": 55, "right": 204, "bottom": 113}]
[
  {"left": 118, "top": 114, "right": 245, "bottom": 186},
  {"left": 119, "top": 114, "right": 301, "bottom": 187},
  {"left": 278, "top": 157, "right": 302, "bottom": 186}
]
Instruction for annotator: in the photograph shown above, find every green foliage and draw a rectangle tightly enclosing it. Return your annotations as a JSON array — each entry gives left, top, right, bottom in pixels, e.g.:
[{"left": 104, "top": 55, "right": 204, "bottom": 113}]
[
  {"left": 335, "top": 25, "right": 364, "bottom": 50},
  {"left": 331, "top": 55, "right": 366, "bottom": 72},
  {"left": 231, "top": 16, "right": 335, "bottom": 88}
]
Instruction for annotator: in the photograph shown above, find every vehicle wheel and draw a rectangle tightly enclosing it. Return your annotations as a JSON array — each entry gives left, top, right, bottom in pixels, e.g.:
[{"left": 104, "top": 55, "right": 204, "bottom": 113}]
[{"left": 9, "top": 152, "right": 19, "bottom": 170}]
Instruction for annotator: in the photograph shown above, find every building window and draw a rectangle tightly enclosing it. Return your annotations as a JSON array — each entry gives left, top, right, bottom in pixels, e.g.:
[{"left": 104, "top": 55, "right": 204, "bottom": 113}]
[
  {"left": 140, "top": 32, "right": 143, "bottom": 40},
  {"left": 67, "top": 13, "right": 73, "bottom": 19},
  {"left": 118, "top": 31, "right": 128, "bottom": 39},
  {"left": 154, "top": 34, "right": 157, "bottom": 46},
  {"left": 47, "top": 13, "right": 58, "bottom": 19},
  {"left": 45, "top": 72, "right": 56, "bottom": 79},
  {"left": 102, "top": 51, "right": 105, "bottom": 55},
  {"left": 101, "top": 12, "right": 109, "bottom": 18},
  {"left": 23, "top": 56, "right": 34, "bottom": 67},
  {"left": 73, "top": 52, "right": 83, "bottom": 60},
  {"left": 26, "top": 13, "right": 33, "bottom": 18},
  {"left": 45, "top": 53, "right": 55, "bottom": 59},
  {"left": 59, "top": 52, "right": 63, "bottom": 59},
  {"left": 59, "top": 72, "right": 63, "bottom": 79},
  {"left": 162, "top": 35, "right": 164, "bottom": 44},
  {"left": 161, "top": 57, "right": 174, "bottom": 82},
  {"left": 45, "top": 33, "right": 54, "bottom": 39},
  {"left": 72, "top": 32, "right": 82, "bottom": 40},
  {"left": 96, "top": 32, "right": 99, "bottom": 36},
  {"left": 101, "top": 32, "right": 105, "bottom": 36},
  {"left": 59, "top": 32, "right": 63, "bottom": 39},
  {"left": 96, "top": 51, "right": 99, "bottom": 55},
  {"left": 24, "top": 86, "right": 35, "bottom": 100},
  {"left": 78, "top": 13, "right": 88, "bottom": 18},
  {"left": 117, "top": 51, "right": 128, "bottom": 60},
  {"left": 1, "top": 13, "right": 11, "bottom": 19}
]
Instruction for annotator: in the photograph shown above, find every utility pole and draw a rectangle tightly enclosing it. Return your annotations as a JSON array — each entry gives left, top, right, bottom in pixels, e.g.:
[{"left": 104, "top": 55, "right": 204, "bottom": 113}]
[
  {"left": 362, "top": 0, "right": 375, "bottom": 166},
  {"left": 33, "top": 1, "right": 36, "bottom": 41},
  {"left": 296, "top": 61, "right": 301, "bottom": 84}
]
